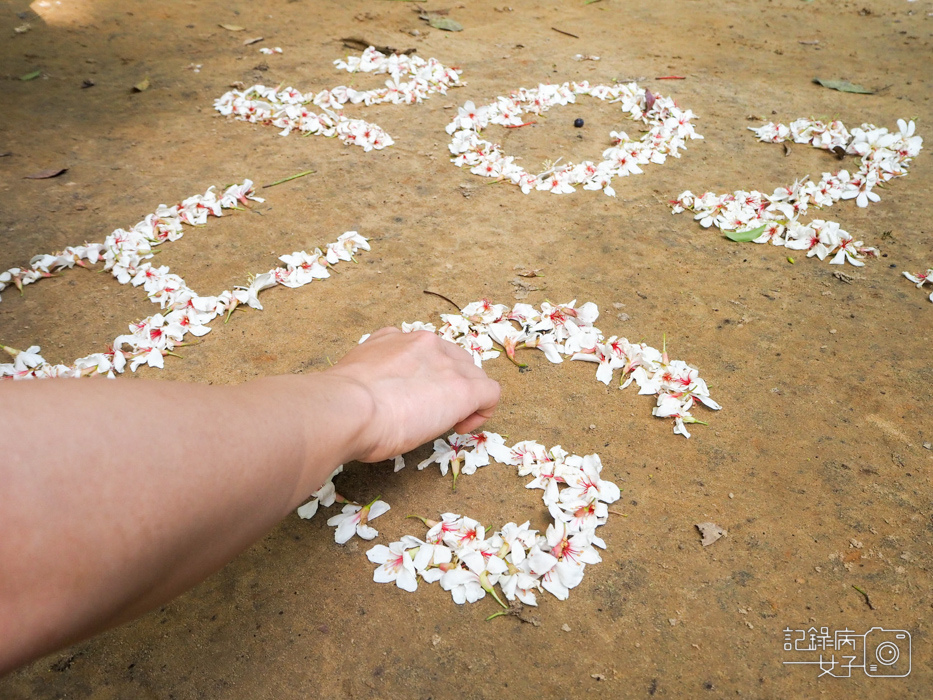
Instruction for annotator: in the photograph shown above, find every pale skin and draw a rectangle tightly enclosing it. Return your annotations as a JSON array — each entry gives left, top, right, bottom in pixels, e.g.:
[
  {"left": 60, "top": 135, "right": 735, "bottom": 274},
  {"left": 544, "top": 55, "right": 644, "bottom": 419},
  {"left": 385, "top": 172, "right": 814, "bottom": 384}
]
[{"left": 0, "top": 328, "right": 500, "bottom": 675}]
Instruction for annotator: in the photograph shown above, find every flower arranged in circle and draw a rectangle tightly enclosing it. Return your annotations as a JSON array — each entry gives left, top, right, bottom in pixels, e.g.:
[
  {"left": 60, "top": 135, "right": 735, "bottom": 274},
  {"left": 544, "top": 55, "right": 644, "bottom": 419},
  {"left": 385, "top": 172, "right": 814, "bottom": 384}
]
[{"left": 447, "top": 80, "right": 702, "bottom": 196}]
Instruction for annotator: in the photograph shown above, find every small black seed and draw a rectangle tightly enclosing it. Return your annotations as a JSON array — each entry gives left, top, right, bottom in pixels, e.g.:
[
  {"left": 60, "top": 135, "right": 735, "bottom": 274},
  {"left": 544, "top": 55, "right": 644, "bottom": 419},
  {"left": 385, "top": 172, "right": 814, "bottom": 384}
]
[{"left": 573, "top": 118, "right": 584, "bottom": 128}]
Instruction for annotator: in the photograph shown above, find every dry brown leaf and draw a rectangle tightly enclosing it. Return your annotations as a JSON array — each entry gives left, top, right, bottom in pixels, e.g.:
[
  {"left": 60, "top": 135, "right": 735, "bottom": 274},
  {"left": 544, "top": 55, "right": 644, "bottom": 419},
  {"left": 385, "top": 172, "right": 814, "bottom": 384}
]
[
  {"left": 696, "top": 522, "right": 727, "bottom": 546},
  {"left": 24, "top": 167, "right": 68, "bottom": 180},
  {"left": 243, "top": 36, "right": 264, "bottom": 45},
  {"left": 132, "top": 77, "right": 150, "bottom": 92},
  {"left": 219, "top": 23, "right": 246, "bottom": 32}
]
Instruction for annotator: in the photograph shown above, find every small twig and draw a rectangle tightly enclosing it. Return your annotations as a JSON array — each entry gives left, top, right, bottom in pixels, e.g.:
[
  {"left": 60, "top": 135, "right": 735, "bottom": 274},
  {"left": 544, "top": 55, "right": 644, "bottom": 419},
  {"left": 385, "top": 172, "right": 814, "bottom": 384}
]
[
  {"left": 262, "top": 169, "right": 315, "bottom": 188},
  {"left": 655, "top": 75, "right": 686, "bottom": 80},
  {"left": 423, "top": 289, "right": 462, "bottom": 311},
  {"left": 852, "top": 585, "right": 876, "bottom": 610},
  {"left": 551, "top": 27, "right": 579, "bottom": 38}
]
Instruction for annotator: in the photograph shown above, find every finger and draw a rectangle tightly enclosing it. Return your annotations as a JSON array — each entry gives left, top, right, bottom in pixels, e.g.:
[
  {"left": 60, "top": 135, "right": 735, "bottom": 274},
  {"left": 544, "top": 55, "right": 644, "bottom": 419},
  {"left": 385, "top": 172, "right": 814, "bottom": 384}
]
[
  {"left": 474, "top": 376, "right": 501, "bottom": 417},
  {"left": 452, "top": 378, "right": 499, "bottom": 432},
  {"left": 452, "top": 412, "right": 488, "bottom": 435},
  {"left": 366, "top": 326, "right": 401, "bottom": 341}
]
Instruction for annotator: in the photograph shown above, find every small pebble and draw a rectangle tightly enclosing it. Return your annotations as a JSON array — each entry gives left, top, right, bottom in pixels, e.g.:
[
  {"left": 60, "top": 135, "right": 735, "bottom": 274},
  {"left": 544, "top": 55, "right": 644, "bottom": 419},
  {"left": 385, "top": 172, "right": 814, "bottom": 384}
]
[
  {"left": 573, "top": 118, "right": 584, "bottom": 128},
  {"left": 561, "top": 623, "right": 572, "bottom": 632}
]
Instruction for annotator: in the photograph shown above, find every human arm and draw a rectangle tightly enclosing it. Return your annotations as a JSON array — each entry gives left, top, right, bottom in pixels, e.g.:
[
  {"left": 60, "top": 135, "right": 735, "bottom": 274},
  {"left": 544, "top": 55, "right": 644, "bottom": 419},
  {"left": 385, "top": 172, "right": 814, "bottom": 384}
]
[{"left": 0, "top": 328, "right": 499, "bottom": 674}]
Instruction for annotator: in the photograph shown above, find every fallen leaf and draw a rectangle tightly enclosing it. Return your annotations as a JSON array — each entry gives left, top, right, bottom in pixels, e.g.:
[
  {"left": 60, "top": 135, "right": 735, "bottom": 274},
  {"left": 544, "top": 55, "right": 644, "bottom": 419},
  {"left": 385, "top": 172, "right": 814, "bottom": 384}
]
[
  {"left": 243, "top": 36, "right": 264, "bottom": 45},
  {"left": 725, "top": 224, "right": 766, "bottom": 242},
  {"left": 514, "top": 266, "right": 544, "bottom": 278},
  {"left": 132, "top": 77, "right": 150, "bottom": 92},
  {"left": 427, "top": 17, "right": 463, "bottom": 31},
  {"left": 81, "top": 79, "right": 95, "bottom": 88},
  {"left": 696, "top": 522, "right": 727, "bottom": 547},
  {"left": 219, "top": 23, "right": 246, "bottom": 32},
  {"left": 24, "top": 167, "right": 68, "bottom": 180},
  {"left": 813, "top": 77, "right": 875, "bottom": 94},
  {"left": 0, "top": 151, "right": 13, "bottom": 157},
  {"left": 14, "top": 23, "right": 31, "bottom": 34},
  {"left": 19, "top": 70, "right": 41, "bottom": 81},
  {"left": 229, "top": 81, "right": 246, "bottom": 90}
]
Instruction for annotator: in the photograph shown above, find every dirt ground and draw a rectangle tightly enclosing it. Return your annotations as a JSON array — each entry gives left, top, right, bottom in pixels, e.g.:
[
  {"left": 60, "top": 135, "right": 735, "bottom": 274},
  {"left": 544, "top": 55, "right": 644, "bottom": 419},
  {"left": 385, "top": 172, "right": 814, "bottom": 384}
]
[{"left": 1, "top": 0, "right": 931, "bottom": 697}]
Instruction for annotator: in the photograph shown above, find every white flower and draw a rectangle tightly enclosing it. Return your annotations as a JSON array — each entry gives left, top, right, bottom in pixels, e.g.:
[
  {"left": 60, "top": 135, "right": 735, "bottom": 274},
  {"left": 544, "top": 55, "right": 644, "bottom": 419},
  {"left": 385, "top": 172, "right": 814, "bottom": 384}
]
[
  {"left": 326, "top": 498, "right": 390, "bottom": 544},
  {"left": 366, "top": 542, "right": 418, "bottom": 592}
]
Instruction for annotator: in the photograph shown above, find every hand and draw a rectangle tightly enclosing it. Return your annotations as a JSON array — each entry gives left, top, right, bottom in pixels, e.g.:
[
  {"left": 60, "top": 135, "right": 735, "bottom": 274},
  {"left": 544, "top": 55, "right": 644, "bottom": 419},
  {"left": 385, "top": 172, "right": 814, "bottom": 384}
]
[{"left": 323, "top": 328, "right": 501, "bottom": 463}]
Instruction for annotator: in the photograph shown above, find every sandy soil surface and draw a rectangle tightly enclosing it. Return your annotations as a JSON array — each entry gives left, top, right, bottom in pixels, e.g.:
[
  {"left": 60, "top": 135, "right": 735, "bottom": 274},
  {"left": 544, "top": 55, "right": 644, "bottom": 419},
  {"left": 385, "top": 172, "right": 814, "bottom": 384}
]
[{"left": 1, "top": 0, "right": 931, "bottom": 697}]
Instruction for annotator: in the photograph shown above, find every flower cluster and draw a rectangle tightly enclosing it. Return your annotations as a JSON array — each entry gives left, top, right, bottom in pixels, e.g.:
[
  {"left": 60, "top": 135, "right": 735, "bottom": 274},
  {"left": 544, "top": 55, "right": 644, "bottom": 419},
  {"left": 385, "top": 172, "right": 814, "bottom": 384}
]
[
  {"left": 903, "top": 269, "right": 933, "bottom": 302},
  {"left": 383, "top": 299, "right": 719, "bottom": 438},
  {"left": 446, "top": 81, "right": 702, "bottom": 196},
  {"left": 369, "top": 432, "right": 619, "bottom": 606},
  {"left": 214, "top": 46, "right": 463, "bottom": 150},
  {"left": 671, "top": 118, "right": 923, "bottom": 265},
  {"left": 0, "top": 183, "right": 370, "bottom": 380},
  {"left": 296, "top": 301, "right": 717, "bottom": 605}
]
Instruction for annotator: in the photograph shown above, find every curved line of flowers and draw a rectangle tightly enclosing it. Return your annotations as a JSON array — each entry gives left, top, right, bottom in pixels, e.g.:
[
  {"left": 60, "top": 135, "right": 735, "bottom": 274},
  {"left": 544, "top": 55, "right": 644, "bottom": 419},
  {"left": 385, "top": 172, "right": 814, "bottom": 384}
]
[
  {"left": 213, "top": 46, "right": 463, "bottom": 151},
  {"left": 0, "top": 181, "right": 370, "bottom": 379},
  {"left": 670, "top": 118, "right": 923, "bottom": 266},
  {"left": 299, "top": 300, "right": 721, "bottom": 609}
]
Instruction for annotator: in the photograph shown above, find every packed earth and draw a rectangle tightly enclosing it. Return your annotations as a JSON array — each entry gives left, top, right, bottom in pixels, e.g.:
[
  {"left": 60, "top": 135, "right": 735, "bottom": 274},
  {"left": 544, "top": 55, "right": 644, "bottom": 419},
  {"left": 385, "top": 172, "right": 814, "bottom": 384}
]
[{"left": 1, "top": 0, "right": 931, "bottom": 698}]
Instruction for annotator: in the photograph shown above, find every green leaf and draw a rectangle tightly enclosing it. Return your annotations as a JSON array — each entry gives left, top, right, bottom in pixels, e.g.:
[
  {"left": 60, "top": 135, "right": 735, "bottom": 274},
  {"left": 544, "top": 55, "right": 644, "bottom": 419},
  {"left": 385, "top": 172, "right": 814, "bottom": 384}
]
[
  {"left": 725, "top": 224, "right": 767, "bottom": 242},
  {"left": 428, "top": 17, "right": 463, "bottom": 31},
  {"left": 812, "top": 77, "right": 874, "bottom": 94},
  {"left": 19, "top": 70, "right": 41, "bottom": 81}
]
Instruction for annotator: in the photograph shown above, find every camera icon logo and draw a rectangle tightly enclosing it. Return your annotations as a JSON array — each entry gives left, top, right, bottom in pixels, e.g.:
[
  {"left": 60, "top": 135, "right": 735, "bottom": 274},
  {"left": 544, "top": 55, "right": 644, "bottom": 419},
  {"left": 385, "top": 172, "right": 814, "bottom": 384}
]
[{"left": 864, "top": 628, "right": 911, "bottom": 677}]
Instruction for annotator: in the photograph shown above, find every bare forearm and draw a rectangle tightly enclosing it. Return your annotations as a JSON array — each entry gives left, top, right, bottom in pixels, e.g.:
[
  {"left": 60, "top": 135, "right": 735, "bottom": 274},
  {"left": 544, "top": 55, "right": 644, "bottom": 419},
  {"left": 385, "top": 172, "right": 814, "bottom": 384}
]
[
  {"left": 0, "top": 372, "right": 370, "bottom": 673},
  {"left": 0, "top": 329, "right": 499, "bottom": 674}
]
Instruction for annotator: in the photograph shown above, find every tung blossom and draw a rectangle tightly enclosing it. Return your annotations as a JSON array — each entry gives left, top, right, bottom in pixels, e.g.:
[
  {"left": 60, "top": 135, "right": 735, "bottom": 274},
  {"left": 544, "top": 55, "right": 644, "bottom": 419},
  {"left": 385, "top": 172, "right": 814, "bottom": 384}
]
[
  {"left": 674, "top": 118, "right": 921, "bottom": 267},
  {"left": 326, "top": 497, "right": 390, "bottom": 545},
  {"left": 1, "top": 179, "right": 370, "bottom": 381},
  {"left": 447, "top": 80, "right": 701, "bottom": 197},
  {"left": 215, "top": 47, "right": 462, "bottom": 149}
]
